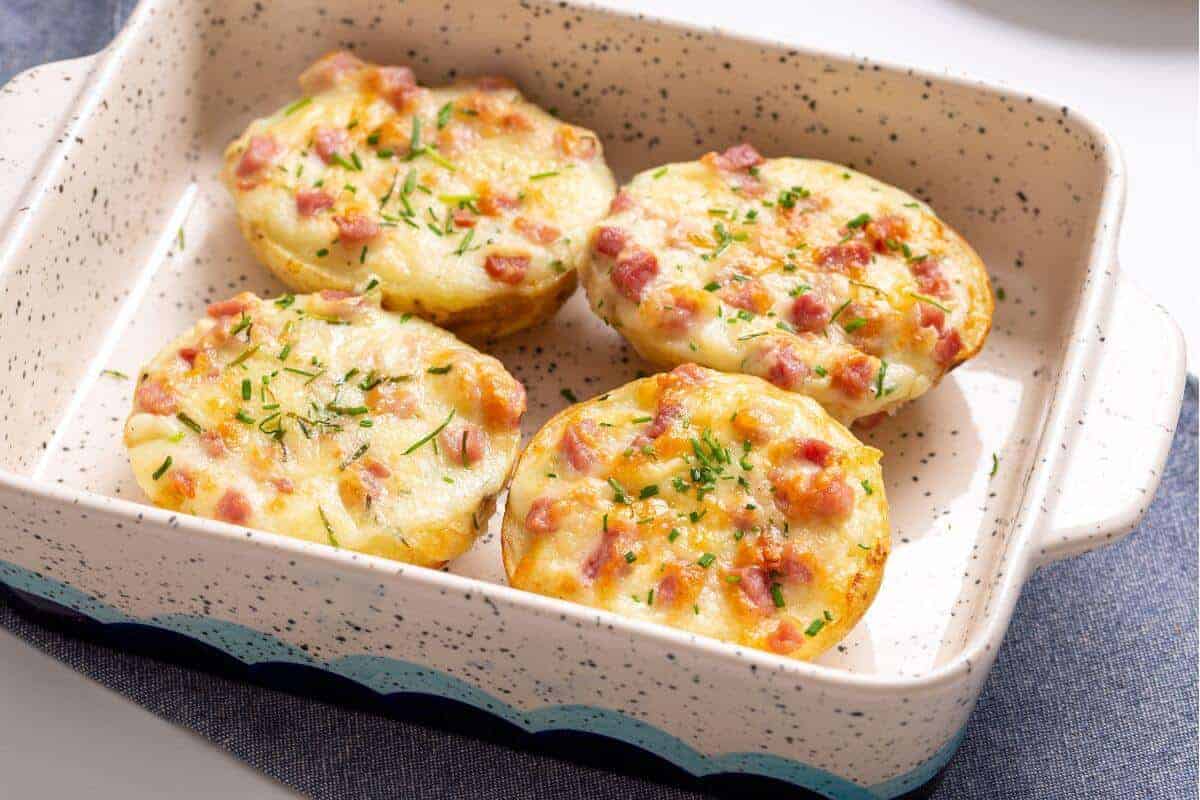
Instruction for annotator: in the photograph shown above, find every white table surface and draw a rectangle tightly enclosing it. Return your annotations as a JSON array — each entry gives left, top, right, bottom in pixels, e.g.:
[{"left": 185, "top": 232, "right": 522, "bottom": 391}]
[{"left": 1, "top": 1, "right": 1194, "bottom": 797}]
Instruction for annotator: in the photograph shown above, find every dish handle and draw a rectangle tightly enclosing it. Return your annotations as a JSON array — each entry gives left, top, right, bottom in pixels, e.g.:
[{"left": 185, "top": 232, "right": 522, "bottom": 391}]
[
  {"left": 1035, "top": 275, "right": 1187, "bottom": 566},
  {"left": 0, "top": 55, "right": 99, "bottom": 231}
]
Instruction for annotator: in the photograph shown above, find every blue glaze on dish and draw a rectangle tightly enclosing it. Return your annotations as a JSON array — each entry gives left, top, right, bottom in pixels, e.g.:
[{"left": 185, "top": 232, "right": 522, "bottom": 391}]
[{"left": 0, "top": 557, "right": 960, "bottom": 799}]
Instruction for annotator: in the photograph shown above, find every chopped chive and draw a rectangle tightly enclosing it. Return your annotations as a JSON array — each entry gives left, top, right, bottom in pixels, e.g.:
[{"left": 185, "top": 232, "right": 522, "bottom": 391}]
[
  {"left": 453, "top": 228, "right": 476, "bottom": 256},
  {"left": 846, "top": 213, "right": 871, "bottom": 229},
  {"left": 697, "top": 552, "right": 716, "bottom": 568},
  {"left": 330, "top": 153, "right": 360, "bottom": 172},
  {"left": 283, "top": 366, "right": 319, "bottom": 379},
  {"left": 668, "top": 528, "right": 681, "bottom": 542},
  {"left": 403, "top": 409, "right": 455, "bottom": 455},
  {"left": 990, "top": 453, "right": 999, "bottom": 477},
  {"left": 228, "top": 345, "right": 260, "bottom": 369},
  {"left": 427, "top": 364, "right": 453, "bottom": 375},
  {"left": 814, "top": 365, "right": 828, "bottom": 377},
  {"left": 804, "top": 618, "right": 826, "bottom": 637},
  {"left": 230, "top": 315, "right": 252, "bottom": 336},
  {"left": 607, "top": 477, "right": 630, "bottom": 504},
  {"left": 875, "top": 360, "right": 888, "bottom": 397},
  {"left": 318, "top": 506, "right": 339, "bottom": 547},
  {"left": 235, "top": 410, "right": 255, "bottom": 425},
  {"left": 283, "top": 96, "right": 312, "bottom": 115},
  {"left": 829, "top": 299, "right": 852, "bottom": 324},
  {"left": 316, "top": 248, "right": 329, "bottom": 258},
  {"left": 910, "top": 292, "right": 952, "bottom": 313},
  {"left": 996, "top": 287, "right": 1007, "bottom": 301},
  {"left": 631, "top": 415, "right": 652, "bottom": 424},
  {"left": 241, "top": 378, "right": 252, "bottom": 401},
  {"left": 101, "top": 369, "right": 128, "bottom": 380},
  {"left": 151, "top": 456, "right": 173, "bottom": 481},
  {"left": 770, "top": 582, "right": 785, "bottom": 608},
  {"left": 623, "top": 551, "right": 637, "bottom": 564},
  {"left": 842, "top": 317, "right": 868, "bottom": 333},
  {"left": 176, "top": 412, "right": 203, "bottom": 434},
  {"left": 652, "top": 166, "right": 668, "bottom": 178},
  {"left": 529, "top": 170, "right": 559, "bottom": 181},
  {"left": 560, "top": 388, "right": 579, "bottom": 403},
  {"left": 861, "top": 479, "right": 874, "bottom": 495},
  {"left": 328, "top": 404, "right": 370, "bottom": 416},
  {"left": 437, "top": 102, "right": 453, "bottom": 129},
  {"left": 351, "top": 152, "right": 363, "bottom": 170},
  {"left": 639, "top": 484, "right": 659, "bottom": 499},
  {"left": 340, "top": 442, "right": 370, "bottom": 470},
  {"left": 858, "top": 543, "right": 871, "bottom": 550},
  {"left": 703, "top": 282, "right": 721, "bottom": 292}
]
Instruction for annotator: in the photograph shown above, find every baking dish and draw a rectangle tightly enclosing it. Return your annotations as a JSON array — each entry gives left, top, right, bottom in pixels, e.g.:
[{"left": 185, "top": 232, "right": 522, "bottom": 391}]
[{"left": 0, "top": 0, "right": 1185, "bottom": 796}]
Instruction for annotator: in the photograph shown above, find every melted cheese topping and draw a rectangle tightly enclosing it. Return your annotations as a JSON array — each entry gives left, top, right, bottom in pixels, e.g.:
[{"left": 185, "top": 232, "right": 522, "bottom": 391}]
[
  {"left": 221, "top": 53, "right": 616, "bottom": 340},
  {"left": 502, "top": 365, "right": 888, "bottom": 661},
  {"left": 124, "top": 287, "right": 524, "bottom": 566},
  {"left": 579, "top": 150, "right": 992, "bottom": 423}
]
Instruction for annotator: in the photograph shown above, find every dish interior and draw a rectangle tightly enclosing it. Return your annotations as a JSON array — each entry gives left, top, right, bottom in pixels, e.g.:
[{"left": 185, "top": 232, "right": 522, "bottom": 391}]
[{"left": 0, "top": 0, "right": 1115, "bottom": 679}]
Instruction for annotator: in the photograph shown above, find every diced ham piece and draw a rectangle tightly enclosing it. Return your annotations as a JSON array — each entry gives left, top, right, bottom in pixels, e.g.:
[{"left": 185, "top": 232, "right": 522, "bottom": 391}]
[
  {"left": 363, "top": 459, "right": 391, "bottom": 479},
  {"left": 168, "top": 469, "right": 196, "bottom": 498},
  {"left": 477, "top": 189, "right": 519, "bottom": 216},
  {"left": 440, "top": 423, "right": 486, "bottom": 467},
  {"left": 763, "top": 343, "right": 809, "bottom": 390},
  {"left": 864, "top": 214, "right": 909, "bottom": 253},
  {"left": 206, "top": 297, "right": 253, "bottom": 318},
  {"left": 313, "top": 127, "right": 351, "bottom": 164},
  {"left": 560, "top": 419, "right": 600, "bottom": 473},
  {"left": 270, "top": 477, "right": 295, "bottom": 494},
  {"left": 593, "top": 226, "right": 628, "bottom": 258},
  {"left": 656, "top": 572, "right": 680, "bottom": 607},
  {"left": 484, "top": 254, "right": 529, "bottom": 285},
  {"left": 135, "top": 379, "right": 177, "bottom": 415},
  {"left": 235, "top": 135, "right": 280, "bottom": 178},
  {"left": 814, "top": 241, "right": 871, "bottom": 272},
  {"left": 832, "top": 354, "right": 876, "bottom": 398},
  {"left": 668, "top": 363, "right": 709, "bottom": 385},
  {"left": 524, "top": 497, "right": 559, "bottom": 535},
  {"left": 200, "top": 430, "right": 227, "bottom": 459},
  {"left": 790, "top": 292, "right": 832, "bottom": 333},
  {"left": 917, "top": 301, "right": 946, "bottom": 332},
  {"left": 635, "top": 399, "right": 683, "bottom": 446},
  {"left": 581, "top": 519, "right": 632, "bottom": 581},
  {"left": 554, "top": 125, "right": 598, "bottom": 160},
  {"left": 777, "top": 544, "right": 815, "bottom": 583},
  {"left": 367, "top": 384, "right": 417, "bottom": 418},
  {"left": 911, "top": 258, "right": 949, "bottom": 297},
  {"left": 795, "top": 438, "right": 834, "bottom": 467},
  {"left": 296, "top": 188, "right": 335, "bottom": 217},
  {"left": 771, "top": 470, "right": 854, "bottom": 521},
  {"left": 934, "top": 328, "right": 963, "bottom": 366},
  {"left": 611, "top": 249, "right": 659, "bottom": 302},
  {"left": 334, "top": 213, "right": 380, "bottom": 244},
  {"left": 514, "top": 217, "right": 560, "bottom": 245},
  {"left": 298, "top": 50, "right": 366, "bottom": 94},
  {"left": 732, "top": 565, "right": 776, "bottom": 613},
  {"left": 178, "top": 347, "right": 200, "bottom": 366},
  {"left": 609, "top": 190, "right": 634, "bottom": 213},
  {"left": 711, "top": 143, "right": 764, "bottom": 172},
  {"left": 451, "top": 208, "right": 477, "bottom": 228},
  {"left": 719, "top": 279, "right": 772, "bottom": 314},
  {"left": 767, "top": 619, "right": 806, "bottom": 654},
  {"left": 369, "top": 65, "right": 421, "bottom": 110},
  {"left": 215, "top": 489, "right": 252, "bottom": 524}
]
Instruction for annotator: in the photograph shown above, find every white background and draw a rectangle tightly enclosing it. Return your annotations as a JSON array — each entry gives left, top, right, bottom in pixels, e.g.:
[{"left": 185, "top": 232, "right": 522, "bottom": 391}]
[{"left": 1, "top": 1, "right": 1194, "bottom": 796}]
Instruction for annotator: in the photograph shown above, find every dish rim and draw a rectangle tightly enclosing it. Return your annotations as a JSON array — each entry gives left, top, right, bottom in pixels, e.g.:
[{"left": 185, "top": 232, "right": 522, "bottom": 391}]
[{"left": 0, "top": 0, "right": 1130, "bottom": 694}]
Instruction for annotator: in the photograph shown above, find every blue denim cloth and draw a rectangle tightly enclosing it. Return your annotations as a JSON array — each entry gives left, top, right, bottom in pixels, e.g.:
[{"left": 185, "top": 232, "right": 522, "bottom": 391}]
[{"left": 1, "top": 4, "right": 1196, "bottom": 797}]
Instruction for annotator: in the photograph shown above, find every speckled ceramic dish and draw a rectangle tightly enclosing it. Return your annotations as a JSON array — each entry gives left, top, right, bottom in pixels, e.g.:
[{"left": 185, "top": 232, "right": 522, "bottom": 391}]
[{"left": 0, "top": 1, "right": 1186, "bottom": 797}]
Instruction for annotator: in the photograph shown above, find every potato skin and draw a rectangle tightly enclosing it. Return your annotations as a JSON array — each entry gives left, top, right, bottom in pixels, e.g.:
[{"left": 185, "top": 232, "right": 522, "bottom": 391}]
[
  {"left": 222, "top": 52, "right": 616, "bottom": 340},
  {"left": 579, "top": 149, "right": 993, "bottom": 423},
  {"left": 124, "top": 287, "right": 525, "bottom": 566},
  {"left": 502, "top": 365, "right": 889, "bottom": 662}
]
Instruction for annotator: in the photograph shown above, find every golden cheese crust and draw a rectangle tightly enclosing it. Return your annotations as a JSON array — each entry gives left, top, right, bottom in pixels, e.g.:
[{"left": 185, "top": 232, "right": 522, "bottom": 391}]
[
  {"left": 501, "top": 364, "right": 889, "bottom": 661},
  {"left": 579, "top": 146, "right": 992, "bottom": 423},
  {"left": 124, "top": 286, "right": 525, "bottom": 566},
  {"left": 221, "top": 51, "right": 617, "bottom": 340}
]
